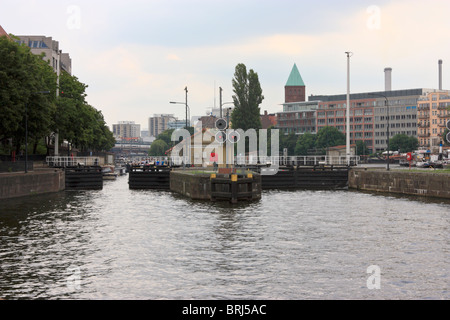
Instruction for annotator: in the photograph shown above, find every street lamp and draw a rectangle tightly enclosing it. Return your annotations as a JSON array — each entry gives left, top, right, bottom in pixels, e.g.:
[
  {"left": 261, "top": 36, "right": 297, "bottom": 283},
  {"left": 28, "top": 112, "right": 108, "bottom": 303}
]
[
  {"left": 170, "top": 87, "right": 190, "bottom": 129},
  {"left": 369, "top": 93, "right": 390, "bottom": 171},
  {"left": 170, "top": 101, "right": 190, "bottom": 129},
  {"left": 25, "top": 91, "right": 50, "bottom": 173}
]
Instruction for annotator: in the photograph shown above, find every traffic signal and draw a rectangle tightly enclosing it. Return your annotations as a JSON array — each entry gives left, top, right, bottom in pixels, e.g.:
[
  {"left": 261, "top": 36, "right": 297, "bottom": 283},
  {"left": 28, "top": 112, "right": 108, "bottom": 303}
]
[
  {"left": 228, "top": 130, "right": 240, "bottom": 144},
  {"left": 215, "top": 131, "right": 227, "bottom": 144}
]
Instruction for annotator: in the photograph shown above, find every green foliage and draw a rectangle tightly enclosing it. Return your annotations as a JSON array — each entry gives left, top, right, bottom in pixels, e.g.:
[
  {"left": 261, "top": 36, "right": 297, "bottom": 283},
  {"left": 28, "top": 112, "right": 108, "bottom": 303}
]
[
  {"left": 55, "top": 73, "right": 114, "bottom": 152},
  {"left": 294, "top": 132, "right": 316, "bottom": 155},
  {"left": 279, "top": 132, "right": 298, "bottom": 156},
  {"left": 315, "top": 127, "right": 346, "bottom": 151},
  {"left": 389, "top": 134, "right": 418, "bottom": 153},
  {"left": 355, "top": 140, "right": 370, "bottom": 156},
  {"left": 0, "top": 36, "right": 113, "bottom": 155},
  {"left": 231, "top": 63, "right": 264, "bottom": 131},
  {"left": 157, "top": 129, "right": 176, "bottom": 147},
  {"left": 0, "top": 36, "right": 56, "bottom": 153},
  {"left": 149, "top": 139, "right": 168, "bottom": 156}
]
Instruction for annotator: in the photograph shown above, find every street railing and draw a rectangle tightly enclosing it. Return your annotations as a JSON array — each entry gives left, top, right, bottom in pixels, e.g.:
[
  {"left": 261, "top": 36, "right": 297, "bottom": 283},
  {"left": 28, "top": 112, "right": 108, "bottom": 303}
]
[
  {"left": 168, "top": 155, "right": 360, "bottom": 167},
  {"left": 46, "top": 156, "right": 102, "bottom": 167}
]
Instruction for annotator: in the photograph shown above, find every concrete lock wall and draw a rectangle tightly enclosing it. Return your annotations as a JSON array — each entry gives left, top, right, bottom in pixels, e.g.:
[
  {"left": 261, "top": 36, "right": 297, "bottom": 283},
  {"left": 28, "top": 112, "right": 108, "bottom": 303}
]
[
  {"left": 170, "top": 171, "right": 212, "bottom": 200},
  {"left": 349, "top": 169, "right": 450, "bottom": 199},
  {"left": 0, "top": 170, "right": 65, "bottom": 200}
]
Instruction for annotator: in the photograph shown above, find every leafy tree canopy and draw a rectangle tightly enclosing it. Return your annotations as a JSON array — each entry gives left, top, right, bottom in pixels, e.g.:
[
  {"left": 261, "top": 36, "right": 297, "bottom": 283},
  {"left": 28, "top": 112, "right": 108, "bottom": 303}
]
[
  {"left": 294, "top": 132, "right": 316, "bottom": 156},
  {"left": 389, "top": 134, "right": 418, "bottom": 153},
  {"left": 149, "top": 139, "right": 168, "bottom": 157},
  {"left": 231, "top": 63, "right": 264, "bottom": 131},
  {"left": 315, "top": 126, "right": 346, "bottom": 151}
]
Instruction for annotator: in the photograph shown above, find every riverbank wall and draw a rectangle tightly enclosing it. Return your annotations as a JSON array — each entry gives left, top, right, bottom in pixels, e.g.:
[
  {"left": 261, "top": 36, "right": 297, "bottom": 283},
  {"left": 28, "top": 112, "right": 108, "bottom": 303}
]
[
  {"left": 0, "top": 169, "right": 65, "bottom": 200},
  {"left": 348, "top": 168, "right": 450, "bottom": 199}
]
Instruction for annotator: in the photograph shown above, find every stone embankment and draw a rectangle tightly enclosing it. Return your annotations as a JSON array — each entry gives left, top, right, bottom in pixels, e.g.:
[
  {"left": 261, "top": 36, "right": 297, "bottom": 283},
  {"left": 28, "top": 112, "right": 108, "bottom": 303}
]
[
  {"left": 0, "top": 168, "right": 65, "bottom": 200},
  {"left": 349, "top": 168, "right": 450, "bottom": 199}
]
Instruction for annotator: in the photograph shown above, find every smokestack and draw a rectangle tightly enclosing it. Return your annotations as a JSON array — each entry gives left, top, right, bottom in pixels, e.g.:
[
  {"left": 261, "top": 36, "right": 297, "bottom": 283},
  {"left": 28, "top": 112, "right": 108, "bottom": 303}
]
[
  {"left": 439, "top": 59, "right": 443, "bottom": 90},
  {"left": 384, "top": 67, "right": 392, "bottom": 91}
]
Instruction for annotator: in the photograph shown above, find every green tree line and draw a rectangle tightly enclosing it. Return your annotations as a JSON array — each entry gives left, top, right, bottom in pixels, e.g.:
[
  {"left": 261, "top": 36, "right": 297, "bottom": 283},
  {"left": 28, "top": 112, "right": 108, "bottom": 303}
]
[{"left": 0, "top": 35, "right": 115, "bottom": 156}]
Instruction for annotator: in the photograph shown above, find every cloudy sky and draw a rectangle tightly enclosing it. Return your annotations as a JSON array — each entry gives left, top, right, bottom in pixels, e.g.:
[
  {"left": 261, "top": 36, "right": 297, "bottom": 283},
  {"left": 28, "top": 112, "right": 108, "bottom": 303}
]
[{"left": 2, "top": 0, "right": 449, "bottom": 130}]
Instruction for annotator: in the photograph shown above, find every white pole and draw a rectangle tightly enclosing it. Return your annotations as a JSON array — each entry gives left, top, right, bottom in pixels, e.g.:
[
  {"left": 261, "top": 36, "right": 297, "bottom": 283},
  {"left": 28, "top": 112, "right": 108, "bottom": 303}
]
[{"left": 345, "top": 52, "right": 352, "bottom": 165}]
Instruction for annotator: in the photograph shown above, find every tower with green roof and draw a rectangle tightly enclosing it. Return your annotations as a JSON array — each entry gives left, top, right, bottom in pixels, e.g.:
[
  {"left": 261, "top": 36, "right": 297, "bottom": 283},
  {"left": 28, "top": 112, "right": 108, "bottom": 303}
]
[{"left": 285, "top": 63, "right": 305, "bottom": 103}]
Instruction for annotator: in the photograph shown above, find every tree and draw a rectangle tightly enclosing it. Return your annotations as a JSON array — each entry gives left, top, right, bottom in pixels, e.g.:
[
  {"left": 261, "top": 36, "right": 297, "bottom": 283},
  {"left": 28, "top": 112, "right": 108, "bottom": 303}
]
[
  {"left": 315, "top": 127, "right": 345, "bottom": 152},
  {"left": 389, "top": 134, "right": 418, "bottom": 153},
  {"left": 0, "top": 36, "right": 113, "bottom": 156},
  {"left": 149, "top": 139, "right": 168, "bottom": 156},
  {"left": 231, "top": 63, "right": 264, "bottom": 131},
  {"left": 55, "top": 72, "right": 113, "bottom": 153},
  {"left": 0, "top": 36, "right": 57, "bottom": 154},
  {"left": 294, "top": 132, "right": 316, "bottom": 155},
  {"left": 355, "top": 141, "right": 371, "bottom": 156}
]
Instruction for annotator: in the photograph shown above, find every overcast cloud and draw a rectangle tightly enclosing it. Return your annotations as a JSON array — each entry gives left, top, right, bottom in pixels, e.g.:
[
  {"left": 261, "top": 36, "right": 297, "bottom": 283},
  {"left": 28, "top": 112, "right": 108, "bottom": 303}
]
[{"left": 1, "top": 0, "right": 449, "bottom": 129}]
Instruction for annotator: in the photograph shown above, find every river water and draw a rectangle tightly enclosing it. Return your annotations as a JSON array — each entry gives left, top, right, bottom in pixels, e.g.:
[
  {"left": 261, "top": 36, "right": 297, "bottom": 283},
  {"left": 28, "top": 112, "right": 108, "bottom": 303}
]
[{"left": 0, "top": 174, "right": 448, "bottom": 300}]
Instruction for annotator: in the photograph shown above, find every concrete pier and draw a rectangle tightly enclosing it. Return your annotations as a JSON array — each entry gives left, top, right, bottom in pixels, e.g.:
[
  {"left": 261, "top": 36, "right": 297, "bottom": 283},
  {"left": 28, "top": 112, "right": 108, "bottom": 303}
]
[{"left": 170, "top": 170, "right": 262, "bottom": 203}]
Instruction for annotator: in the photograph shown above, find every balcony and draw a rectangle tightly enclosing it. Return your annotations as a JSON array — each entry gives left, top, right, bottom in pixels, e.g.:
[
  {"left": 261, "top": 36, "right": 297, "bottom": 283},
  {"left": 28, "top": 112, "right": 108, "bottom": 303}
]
[
  {"left": 437, "top": 113, "right": 450, "bottom": 118},
  {"left": 418, "top": 133, "right": 431, "bottom": 138},
  {"left": 417, "top": 123, "right": 430, "bottom": 128},
  {"left": 418, "top": 114, "right": 429, "bottom": 120},
  {"left": 418, "top": 105, "right": 430, "bottom": 111}
]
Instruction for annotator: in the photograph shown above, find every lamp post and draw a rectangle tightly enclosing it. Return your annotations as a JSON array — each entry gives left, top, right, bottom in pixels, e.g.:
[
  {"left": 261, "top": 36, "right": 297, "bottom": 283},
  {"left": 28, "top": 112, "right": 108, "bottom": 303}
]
[
  {"left": 170, "top": 87, "right": 190, "bottom": 129},
  {"left": 25, "top": 91, "right": 50, "bottom": 173},
  {"left": 369, "top": 93, "right": 390, "bottom": 171}
]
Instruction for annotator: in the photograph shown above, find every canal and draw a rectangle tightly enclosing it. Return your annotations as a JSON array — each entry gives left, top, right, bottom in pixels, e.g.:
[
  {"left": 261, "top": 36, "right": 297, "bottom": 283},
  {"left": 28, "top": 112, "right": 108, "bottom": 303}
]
[{"left": 0, "top": 174, "right": 448, "bottom": 300}]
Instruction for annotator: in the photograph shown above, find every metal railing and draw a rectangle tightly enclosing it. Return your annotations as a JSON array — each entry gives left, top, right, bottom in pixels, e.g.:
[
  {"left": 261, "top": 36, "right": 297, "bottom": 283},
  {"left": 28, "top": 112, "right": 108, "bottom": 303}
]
[
  {"left": 46, "top": 156, "right": 102, "bottom": 167},
  {"left": 235, "top": 156, "right": 359, "bottom": 166},
  {"left": 168, "top": 155, "right": 360, "bottom": 167}
]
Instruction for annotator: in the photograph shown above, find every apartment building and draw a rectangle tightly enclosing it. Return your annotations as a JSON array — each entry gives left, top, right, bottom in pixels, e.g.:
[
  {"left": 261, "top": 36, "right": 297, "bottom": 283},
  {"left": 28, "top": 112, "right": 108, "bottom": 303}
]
[
  {"left": 16, "top": 35, "right": 72, "bottom": 74},
  {"left": 149, "top": 114, "right": 177, "bottom": 138},
  {"left": 417, "top": 90, "right": 450, "bottom": 151},
  {"left": 112, "top": 121, "right": 141, "bottom": 139},
  {"left": 277, "top": 101, "right": 318, "bottom": 135}
]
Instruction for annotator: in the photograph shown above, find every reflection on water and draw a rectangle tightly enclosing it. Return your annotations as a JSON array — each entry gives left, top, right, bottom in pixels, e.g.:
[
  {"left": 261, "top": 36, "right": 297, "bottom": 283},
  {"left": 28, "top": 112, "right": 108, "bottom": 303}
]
[{"left": 0, "top": 176, "right": 448, "bottom": 299}]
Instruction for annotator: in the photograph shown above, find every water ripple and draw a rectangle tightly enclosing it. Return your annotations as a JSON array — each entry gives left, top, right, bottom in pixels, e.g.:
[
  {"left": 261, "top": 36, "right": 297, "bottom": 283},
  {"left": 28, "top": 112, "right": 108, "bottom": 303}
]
[{"left": 0, "top": 176, "right": 448, "bottom": 299}]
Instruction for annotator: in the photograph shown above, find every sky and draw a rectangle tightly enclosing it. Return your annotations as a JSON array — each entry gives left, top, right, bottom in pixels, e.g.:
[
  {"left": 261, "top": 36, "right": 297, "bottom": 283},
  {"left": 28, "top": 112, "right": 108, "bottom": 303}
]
[{"left": 2, "top": 0, "right": 450, "bottom": 130}]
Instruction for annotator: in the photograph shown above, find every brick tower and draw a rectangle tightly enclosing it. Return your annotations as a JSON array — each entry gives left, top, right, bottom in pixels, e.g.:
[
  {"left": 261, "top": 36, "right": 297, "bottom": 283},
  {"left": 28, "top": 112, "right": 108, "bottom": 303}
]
[{"left": 285, "top": 63, "right": 305, "bottom": 103}]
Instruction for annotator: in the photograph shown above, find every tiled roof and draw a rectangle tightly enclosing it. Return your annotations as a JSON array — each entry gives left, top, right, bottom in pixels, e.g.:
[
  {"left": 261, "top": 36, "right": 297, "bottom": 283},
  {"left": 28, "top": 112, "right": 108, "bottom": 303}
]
[{"left": 0, "top": 25, "right": 10, "bottom": 38}]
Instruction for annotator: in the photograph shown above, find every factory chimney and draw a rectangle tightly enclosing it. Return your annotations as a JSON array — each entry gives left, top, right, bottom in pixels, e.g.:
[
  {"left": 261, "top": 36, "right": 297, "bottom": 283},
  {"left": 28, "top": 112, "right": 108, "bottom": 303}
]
[
  {"left": 439, "top": 59, "right": 443, "bottom": 90},
  {"left": 384, "top": 67, "right": 392, "bottom": 91}
]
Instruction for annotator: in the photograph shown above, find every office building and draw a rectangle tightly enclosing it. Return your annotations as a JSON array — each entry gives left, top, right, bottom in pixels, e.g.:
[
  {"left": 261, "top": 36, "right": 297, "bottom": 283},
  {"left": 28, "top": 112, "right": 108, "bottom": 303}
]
[
  {"left": 15, "top": 35, "right": 72, "bottom": 74},
  {"left": 309, "top": 89, "right": 428, "bottom": 153}
]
